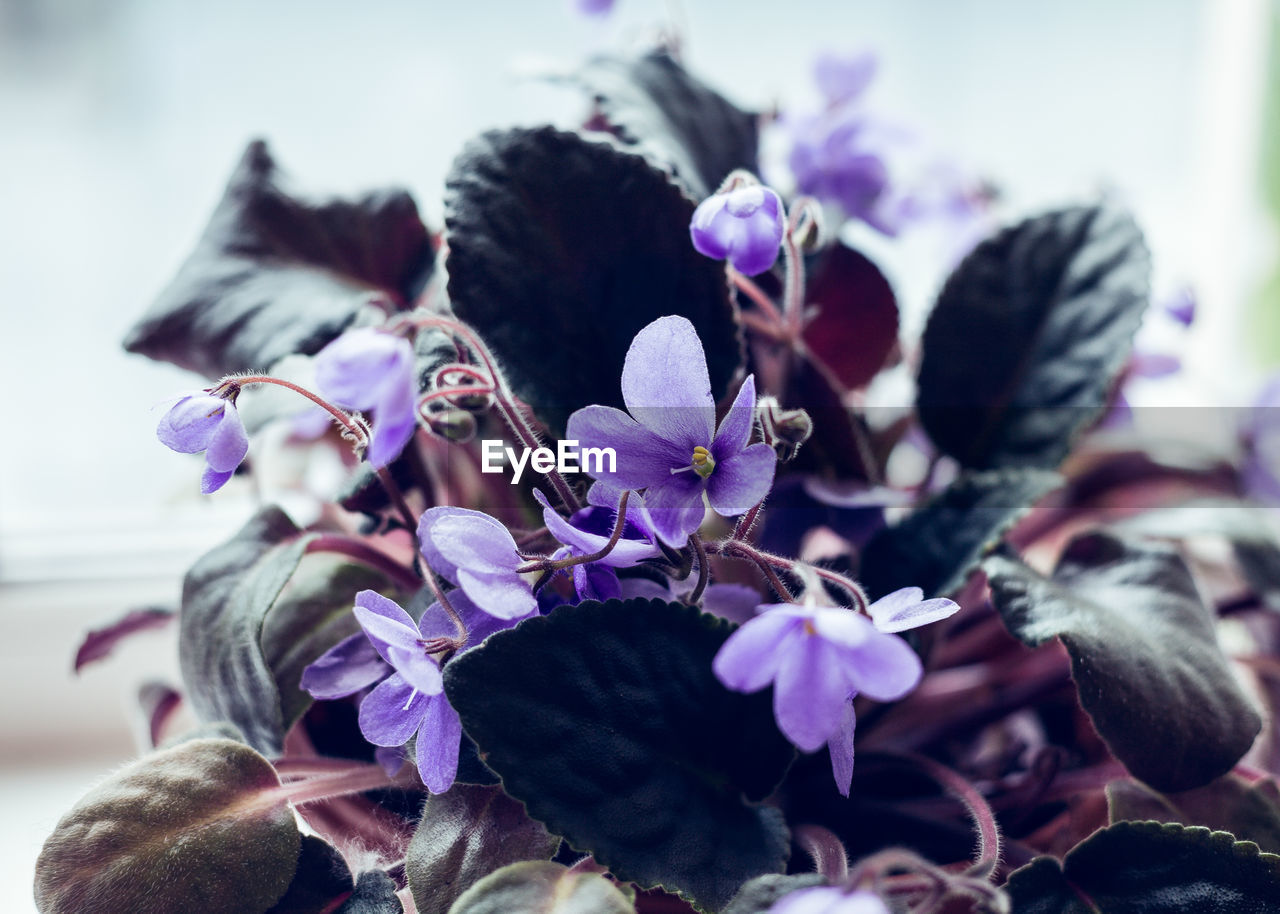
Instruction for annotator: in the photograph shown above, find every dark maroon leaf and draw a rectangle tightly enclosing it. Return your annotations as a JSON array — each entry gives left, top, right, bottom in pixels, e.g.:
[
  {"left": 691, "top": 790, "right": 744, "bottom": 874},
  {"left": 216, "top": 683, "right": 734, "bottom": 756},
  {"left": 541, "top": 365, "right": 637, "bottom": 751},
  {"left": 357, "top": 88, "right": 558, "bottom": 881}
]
[
  {"left": 802, "top": 244, "right": 898, "bottom": 391},
  {"left": 573, "top": 48, "right": 760, "bottom": 198},
  {"left": 1108, "top": 775, "right": 1280, "bottom": 855},
  {"left": 1005, "top": 822, "right": 1280, "bottom": 914},
  {"left": 918, "top": 205, "right": 1150, "bottom": 469},
  {"left": 985, "top": 531, "right": 1261, "bottom": 792},
  {"left": 124, "top": 140, "right": 434, "bottom": 378},
  {"left": 444, "top": 126, "right": 741, "bottom": 432},
  {"left": 74, "top": 606, "right": 174, "bottom": 673},
  {"left": 137, "top": 680, "right": 182, "bottom": 748}
]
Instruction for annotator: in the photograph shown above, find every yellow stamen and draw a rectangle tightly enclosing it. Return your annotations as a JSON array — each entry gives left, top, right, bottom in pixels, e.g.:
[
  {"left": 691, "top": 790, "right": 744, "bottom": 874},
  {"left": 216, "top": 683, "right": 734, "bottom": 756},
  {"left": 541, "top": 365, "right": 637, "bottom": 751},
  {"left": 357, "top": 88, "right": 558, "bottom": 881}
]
[{"left": 691, "top": 446, "right": 715, "bottom": 479}]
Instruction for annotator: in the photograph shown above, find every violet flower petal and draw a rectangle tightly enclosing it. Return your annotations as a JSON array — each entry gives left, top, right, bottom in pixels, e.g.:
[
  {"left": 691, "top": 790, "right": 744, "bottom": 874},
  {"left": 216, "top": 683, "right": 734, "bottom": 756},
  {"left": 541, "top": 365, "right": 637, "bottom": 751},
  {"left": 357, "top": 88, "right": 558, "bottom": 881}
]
[
  {"left": 430, "top": 514, "right": 523, "bottom": 577},
  {"left": 416, "top": 692, "right": 462, "bottom": 794},
  {"left": 157, "top": 395, "right": 224, "bottom": 453},
  {"left": 712, "top": 609, "right": 807, "bottom": 693},
  {"left": 314, "top": 328, "right": 412, "bottom": 410},
  {"left": 868, "top": 588, "right": 960, "bottom": 634},
  {"left": 829, "top": 701, "right": 856, "bottom": 798},
  {"left": 566, "top": 405, "right": 684, "bottom": 490},
  {"left": 620, "top": 315, "right": 716, "bottom": 446},
  {"left": 367, "top": 371, "right": 418, "bottom": 469},
  {"left": 454, "top": 569, "right": 538, "bottom": 621},
  {"left": 843, "top": 631, "right": 922, "bottom": 702},
  {"left": 533, "top": 489, "right": 659, "bottom": 568},
  {"left": 701, "top": 583, "right": 764, "bottom": 624},
  {"left": 813, "top": 50, "right": 878, "bottom": 106},
  {"left": 773, "top": 635, "right": 852, "bottom": 752},
  {"left": 200, "top": 466, "right": 235, "bottom": 494},
  {"left": 706, "top": 442, "right": 776, "bottom": 517},
  {"left": 358, "top": 673, "right": 430, "bottom": 747},
  {"left": 641, "top": 473, "right": 707, "bottom": 547},
  {"left": 301, "top": 632, "right": 392, "bottom": 700},
  {"left": 711, "top": 375, "right": 759, "bottom": 459},
  {"left": 204, "top": 401, "right": 249, "bottom": 473}
]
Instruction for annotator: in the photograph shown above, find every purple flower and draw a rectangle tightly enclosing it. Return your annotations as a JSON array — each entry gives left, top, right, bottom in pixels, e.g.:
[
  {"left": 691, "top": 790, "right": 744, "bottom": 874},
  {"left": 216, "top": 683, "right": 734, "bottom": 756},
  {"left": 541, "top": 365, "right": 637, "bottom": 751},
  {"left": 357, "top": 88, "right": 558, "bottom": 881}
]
[
  {"left": 1163, "top": 286, "right": 1197, "bottom": 327},
  {"left": 418, "top": 506, "right": 538, "bottom": 619},
  {"left": 302, "top": 588, "right": 531, "bottom": 793},
  {"left": 690, "top": 185, "right": 785, "bottom": 276},
  {"left": 566, "top": 316, "right": 777, "bottom": 546},
  {"left": 812, "top": 51, "right": 878, "bottom": 107},
  {"left": 534, "top": 487, "right": 661, "bottom": 603},
  {"left": 156, "top": 393, "right": 249, "bottom": 493},
  {"left": 771, "top": 886, "right": 890, "bottom": 914},
  {"left": 788, "top": 111, "right": 895, "bottom": 233},
  {"left": 713, "top": 587, "right": 958, "bottom": 795},
  {"left": 575, "top": 0, "right": 616, "bottom": 14},
  {"left": 315, "top": 327, "right": 417, "bottom": 469}
]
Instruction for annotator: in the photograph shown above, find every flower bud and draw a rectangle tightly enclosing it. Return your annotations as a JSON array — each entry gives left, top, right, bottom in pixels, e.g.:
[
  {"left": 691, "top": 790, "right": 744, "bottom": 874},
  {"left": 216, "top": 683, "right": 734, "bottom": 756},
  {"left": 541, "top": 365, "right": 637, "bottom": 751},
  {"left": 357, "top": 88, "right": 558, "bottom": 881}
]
[
  {"left": 426, "top": 408, "right": 477, "bottom": 443},
  {"left": 689, "top": 183, "right": 785, "bottom": 276}
]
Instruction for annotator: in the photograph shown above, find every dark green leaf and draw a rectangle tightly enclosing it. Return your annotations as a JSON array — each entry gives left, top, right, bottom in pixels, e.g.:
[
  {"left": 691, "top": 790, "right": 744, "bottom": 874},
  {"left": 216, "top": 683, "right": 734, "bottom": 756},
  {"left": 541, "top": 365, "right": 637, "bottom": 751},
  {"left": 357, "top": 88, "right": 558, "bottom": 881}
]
[
  {"left": 572, "top": 49, "right": 759, "bottom": 198},
  {"left": 124, "top": 140, "right": 434, "bottom": 378},
  {"left": 1005, "top": 821, "right": 1280, "bottom": 914},
  {"left": 985, "top": 531, "right": 1261, "bottom": 791},
  {"left": 722, "top": 874, "right": 826, "bottom": 914},
  {"left": 443, "top": 599, "right": 793, "bottom": 912},
  {"left": 1107, "top": 775, "right": 1280, "bottom": 855},
  {"left": 34, "top": 738, "right": 301, "bottom": 914},
  {"left": 179, "top": 506, "right": 317, "bottom": 754},
  {"left": 336, "top": 871, "right": 403, "bottom": 913},
  {"left": 444, "top": 127, "right": 741, "bottom": 432},
  {"left": 1115, "top": 498, "right": 1280, "bottom": 610},
  {"left": 263, "top": 557, "right": 389, "bottom": 731},
  {"left": 407, "top": 784, "right": 561, "bottom": 914},
  {"left": 859, "top": 469, "right": 1061, "bottom": 600},
  {"left": 918, "top": 205, "right": 1150, "bottom": 469},
  {"left": 447, "top": 861, "right": 635, "bottom": 914},
  {"left": 267, "top": 835, "right": 354, "bottom": 914}
]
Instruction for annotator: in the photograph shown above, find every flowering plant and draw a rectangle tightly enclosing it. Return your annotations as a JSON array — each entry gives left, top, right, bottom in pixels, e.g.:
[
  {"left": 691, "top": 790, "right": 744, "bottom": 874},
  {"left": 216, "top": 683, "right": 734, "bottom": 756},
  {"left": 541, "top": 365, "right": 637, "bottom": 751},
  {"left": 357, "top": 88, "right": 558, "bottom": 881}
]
[{"left": 33, "top": 25, "right": 1280, "bottom": 914}]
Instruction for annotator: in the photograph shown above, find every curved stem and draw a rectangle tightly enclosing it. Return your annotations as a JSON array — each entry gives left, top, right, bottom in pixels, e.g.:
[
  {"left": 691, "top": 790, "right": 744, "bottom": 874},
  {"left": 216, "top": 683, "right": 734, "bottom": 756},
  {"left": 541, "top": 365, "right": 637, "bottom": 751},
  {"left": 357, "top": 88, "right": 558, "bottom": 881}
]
[
  {"left": 517, "top": 491, "right": 631, "bottom": 574},
  {"left": 893, "top": 752, "right": 1002, "bottom": 881},
  {"left": 688, "top": 533, "right": 709, "bottom": 604},
  {"left": 214, "top": 375, "right": 368, "bottom": 445},
  {"left": 732, "top": 502, "right": 764, "bottom": 540},
  {"left": 272, "top": 763, "right": 408, "bottom": 807},
  {"left": 715, "top": 539, "right": 794, "bottom": 601},
  {"left": 793, "top": 824, "right": 849, "bottom": 883},
  {"left": 306, "top": 535, "right": 421, "bottom": 591},
  {"left": 728, "top": 268, "right": 785, "bottom": 324}
]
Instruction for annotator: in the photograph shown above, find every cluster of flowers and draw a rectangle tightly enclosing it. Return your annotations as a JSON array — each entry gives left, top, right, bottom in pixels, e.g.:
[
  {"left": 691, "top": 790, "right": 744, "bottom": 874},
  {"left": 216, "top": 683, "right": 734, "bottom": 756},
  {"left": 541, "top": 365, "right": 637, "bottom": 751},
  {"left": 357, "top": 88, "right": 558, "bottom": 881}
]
[{"left": 156, "top": 183, "right": 957, "bottom": 809}]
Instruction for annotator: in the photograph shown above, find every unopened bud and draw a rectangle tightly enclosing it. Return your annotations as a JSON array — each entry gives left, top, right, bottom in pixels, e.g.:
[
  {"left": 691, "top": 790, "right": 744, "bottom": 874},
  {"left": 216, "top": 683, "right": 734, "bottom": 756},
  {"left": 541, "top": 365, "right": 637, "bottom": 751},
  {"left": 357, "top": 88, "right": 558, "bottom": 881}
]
[
  {"left": 426, "top": 408, "right": 477, "bottom": 443},
  {"left": 760, "top": 397, "right": 813, "bottom": 462}
]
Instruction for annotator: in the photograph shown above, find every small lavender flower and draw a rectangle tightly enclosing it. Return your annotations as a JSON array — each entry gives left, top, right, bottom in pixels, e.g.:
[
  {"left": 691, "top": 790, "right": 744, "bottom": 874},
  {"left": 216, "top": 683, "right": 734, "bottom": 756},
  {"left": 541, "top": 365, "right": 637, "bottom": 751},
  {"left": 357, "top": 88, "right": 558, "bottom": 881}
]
[
  {"left": 771, "top": 886, "right": 890, "bottom": 914},
  {"left": 1163, "top": 286, "right": 1197, "bottom": 327},
  {"left": 156, "top": 393, "right": 249, "bottom": 493},
  {"left": 788, "top": 111, "right": 895, "bottom": 233},
  {"left": 690, "top": 184, "right": 785, "bottom": 276},
  {"left": 713, "top": 587, "right": 958, "bottom": 795},
  {"left": 302, "top": 588, "right": 531, "bottom": 793},
  {"left": 566, "top": 316, "right": 777, "bottom": 546},
  {"left": 418, "top": 506, "right": 538, "bottom": 619},
  {"left": 534, "top": 488, "right": 661, "bottom": 603},
  {"left": 812, "top": 50, "right": 878, "bottom": 107},
  {"left": 314, "top": 327, "right": 417, "bottom": 469},
  {"left": 575, "top": 0, "right": 616, "bottom": 14}
]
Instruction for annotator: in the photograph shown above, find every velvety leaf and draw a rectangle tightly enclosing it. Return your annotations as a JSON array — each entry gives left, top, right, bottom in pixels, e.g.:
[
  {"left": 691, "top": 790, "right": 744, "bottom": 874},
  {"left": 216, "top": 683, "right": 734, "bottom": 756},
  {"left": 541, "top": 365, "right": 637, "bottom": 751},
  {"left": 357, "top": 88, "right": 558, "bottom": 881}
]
[
  {"left": 124, "top": 140, "right": 434, "bottom": 378},
  {"left": 447, "top": 861, "right": 635, "bottom": 914},
  {"left": 443, "top": 599, "right": 793, "bottom": 913},
  {"left": 262, "top": 557, "right": 390, "bottom": 731},
  {"left": 444, "top": 126, "right": 741, "bottom": 432},
  {"left": 407, "top": 784, "right": 561, "bottom": 914},
  {"left": 179, "top": 506, "right": 317, "bottom": 754},
  {"left": 1005, "top": 821, "right": 1280, "bottom": 914},
  {"left": 859, "top": 469, "right": 1061, "bottom": 600},
  {"left": 336, "top": 871, "right": 403, "bottom": 913},
  {"left": 1115, "top": 498, "right": 1280, "bottom": 610},
  {"left": 985, "top": 531, "right": 1261, "bottom": 791},
  {"left": 267, "top": 835, "right": 354, "bottom": 914},
  {"left": 722, "top": 874, "right": 826, "bottom": 914},
  {"left": 1107, "top": 775, "right": 1280, "bottom": 855},
  {"left": 572, "top": 49, "right": 759, "bottom": 198},
  {"left": 74, "top": 606, "right": 174, "bottom": 673},
  {"left": 34, "top": 738, "right": 300, "bottom": 914},
  {"left": 918, "top": 205, "right": 1150, "bottom": 469},
  {"left": 802, "top": 244, "right": 898, "bottom": 391}
]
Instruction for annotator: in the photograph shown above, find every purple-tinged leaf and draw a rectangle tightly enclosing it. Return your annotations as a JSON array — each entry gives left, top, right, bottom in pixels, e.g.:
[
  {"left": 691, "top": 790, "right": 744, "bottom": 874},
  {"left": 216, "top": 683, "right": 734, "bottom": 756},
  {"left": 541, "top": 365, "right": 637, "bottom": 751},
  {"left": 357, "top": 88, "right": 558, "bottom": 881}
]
[
  {"left": 1005, "top": 822, "right": 1280, "bottom": 914},
  {"left": 74, "top": 606, "right": 174, "bottom": 673},
  {"left": 137, "top": 680, "right": 182, "bottom": 748},
  {"left": 573, "top": 49, "right": 760, "bottom": 199},
  {"left": 406, "top": 784, "right": 561, "bottom": 914},
  {"left": 444, "top": 126, "right": 741, "bottom": 432},
  {"left": 985, "top": 531, "right": 1261, "bottom": 792},
  {"left": 34, "top": 738, "right": 301, "bottom": 914},
  {"left": 918, "top": 205, "right": 1151, "bottom": 469},
  {"left": 123, "top": 140, "right": 434, "bottom": 378},
  {"left": 802, "top": 244, "right": 898, "bottom": 392}
]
